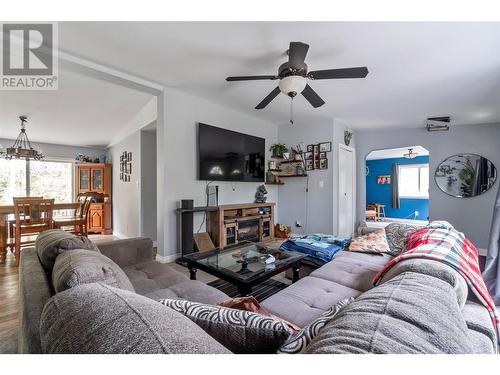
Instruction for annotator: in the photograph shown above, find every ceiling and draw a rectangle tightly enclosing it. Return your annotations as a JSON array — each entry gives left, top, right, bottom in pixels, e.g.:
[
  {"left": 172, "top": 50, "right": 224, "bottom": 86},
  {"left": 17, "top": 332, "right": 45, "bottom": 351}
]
[
  {"left": 366, "top": 145, "right": 429, "bottom": 160},
  {"left": 0, "top": 68, "right": 153, "bottom": 148},
  {"left": 57, "top": 22, "right": 500, "bottom": 129}
]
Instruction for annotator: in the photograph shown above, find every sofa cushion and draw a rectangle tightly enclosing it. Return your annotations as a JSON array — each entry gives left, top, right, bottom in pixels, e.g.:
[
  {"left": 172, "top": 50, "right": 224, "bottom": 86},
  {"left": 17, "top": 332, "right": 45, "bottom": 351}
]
[
  {"left": 462, "top": 302, "right": 497, "bottom": 353},
  {"left": 36, "top": 229, "right": 99, "bottom": 270},
  {"left": 52, "top": 250, "right": 135, "bottom": 293},
  {"left": 40, "top": 283, "right": 230, "bottom": 354},
  {"left": 278, "top": 297, "right": 354, "bottom": 353},
  {"left": 304, "top": 272, "right": 474, "bottom": 354},
  {"left": 261, "top": 276, "right": 362, "bottom": 328},
  {"left": 160, "top": 298, "right": 292, "bottom": 353},
  {"left": 376, "top": 258, "right": 468, "bottom": 307},
  {"left": 122, "top": 261, "right": 188, "bottom": 295},
  {"left": 384, "top": 222, "right": 422, "bottom": 256},
  {"left": 348, "top": 229, "right": 391, "bottom": 254},
  {"left": 310, "top": 251, "right": 391, "bottom": 292},
  {"left": 142, "top": 280, "right": 229, "bottom": 305}
]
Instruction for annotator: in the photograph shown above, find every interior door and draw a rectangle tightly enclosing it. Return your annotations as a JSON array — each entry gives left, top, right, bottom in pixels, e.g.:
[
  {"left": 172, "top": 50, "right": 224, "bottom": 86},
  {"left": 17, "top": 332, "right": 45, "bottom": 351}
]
[{"left": 338, "top": 145, "right": 355, "bottom": 237}]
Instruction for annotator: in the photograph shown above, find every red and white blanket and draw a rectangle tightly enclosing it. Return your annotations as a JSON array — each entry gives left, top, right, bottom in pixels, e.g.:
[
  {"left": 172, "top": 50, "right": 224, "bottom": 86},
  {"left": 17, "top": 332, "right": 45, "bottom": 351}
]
[{"left": 373, "top": 223, "right": 500, "bottom": 348}]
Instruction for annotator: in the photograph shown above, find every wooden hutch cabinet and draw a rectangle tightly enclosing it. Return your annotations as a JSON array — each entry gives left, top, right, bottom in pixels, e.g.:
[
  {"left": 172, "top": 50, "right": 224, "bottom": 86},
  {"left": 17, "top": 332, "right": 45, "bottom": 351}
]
[{"left": 75, "top": 163, "right": 112, "bottom": 235}]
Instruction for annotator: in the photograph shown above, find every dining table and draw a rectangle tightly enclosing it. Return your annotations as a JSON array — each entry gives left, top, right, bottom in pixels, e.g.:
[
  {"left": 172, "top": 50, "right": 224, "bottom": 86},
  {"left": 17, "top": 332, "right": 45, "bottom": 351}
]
[{"left": 0, "top": 202, "right": 82, "bottom": 264}]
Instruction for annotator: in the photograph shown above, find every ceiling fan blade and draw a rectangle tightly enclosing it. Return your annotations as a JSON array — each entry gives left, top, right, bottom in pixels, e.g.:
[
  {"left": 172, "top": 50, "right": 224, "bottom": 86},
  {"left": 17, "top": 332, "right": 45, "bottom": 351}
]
[
  {"left": 288, "top": 42, "right": 309, "bottom": 66},
  {"left": 308, "top": 67, "right": 369, "bottom": 80},
  {"left": 255, "top": 87, "right": 281, "bottom": 109},
  {"left": 226, "top": 75, "right": 278, "bottom": 81},
  {"left": 302, "top": 84, "right": 325, "bottom": 108}
]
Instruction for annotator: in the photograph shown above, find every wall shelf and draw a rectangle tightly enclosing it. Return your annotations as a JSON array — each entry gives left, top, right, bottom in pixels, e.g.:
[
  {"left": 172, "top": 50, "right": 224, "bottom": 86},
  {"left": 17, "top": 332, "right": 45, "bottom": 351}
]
[
  {"left": 280, "top": 174, "right": 308, "bottom": 178},
  {"left": 265, "top": 182, "right": 284, "bottom": 185},
  {"left": 279, "top": 160, "right": 304, "bottom": 164}
]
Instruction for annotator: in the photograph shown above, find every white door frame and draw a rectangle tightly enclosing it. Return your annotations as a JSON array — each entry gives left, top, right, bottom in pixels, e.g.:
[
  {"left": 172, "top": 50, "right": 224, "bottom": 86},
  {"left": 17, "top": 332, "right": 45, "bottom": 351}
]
[{"left": 337, "top": 144, "right": 356, "bottom": 236}]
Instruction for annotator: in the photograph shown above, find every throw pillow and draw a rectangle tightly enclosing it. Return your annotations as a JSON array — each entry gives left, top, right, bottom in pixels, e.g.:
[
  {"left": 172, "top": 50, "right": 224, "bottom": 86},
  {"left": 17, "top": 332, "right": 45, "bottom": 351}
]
[
  {"left": 52, "top": 249, "right": 135, "bottom": 293},
  {"left": 278, "top": 297, "right": 355, "bottom": 354},
  {"left": 348, "top": 229, "right": 390, "bottom": 254},
  {"left": 159, "top": 298, "right": 293, "bottom": 353},
  {"left": 384, "top": 223, "right": 421, "bottom": 256},
  {"left": 217, "top": 296, "right": 300, "bottom": 331},
  {"left": 36, "top": 229, "right": 99, "bottom": 270}
]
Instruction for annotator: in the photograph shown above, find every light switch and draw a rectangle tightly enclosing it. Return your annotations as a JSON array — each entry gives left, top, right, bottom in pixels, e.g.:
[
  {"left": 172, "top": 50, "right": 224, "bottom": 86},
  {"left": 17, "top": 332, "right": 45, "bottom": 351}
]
[{"left": 319, "top": 180, "right": 324, "bottom": 188}]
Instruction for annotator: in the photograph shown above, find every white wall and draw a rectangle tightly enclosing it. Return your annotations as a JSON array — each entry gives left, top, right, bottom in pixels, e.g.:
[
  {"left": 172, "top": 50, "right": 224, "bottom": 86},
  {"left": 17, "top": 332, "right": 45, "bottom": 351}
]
[
  {"left": 158, "top": 88, "right": 279, "bottom": 258},
  {"left": 108, "top": 97, "right": 157, "bottom": 147},
  {"left": 355, "top": 122, "right": 500, "bottom": 249},
  {"left": 108, "top": 131, "right": 141, "bottom": 238},
  {"left": 276, "top": 119, "right": 355, "bottom": 235},
  {"left": 277, "top": 119, "right": 335, "bottom": 234},
  {"left": 140, "top": 128, "right": 157, "bottom": 241}
]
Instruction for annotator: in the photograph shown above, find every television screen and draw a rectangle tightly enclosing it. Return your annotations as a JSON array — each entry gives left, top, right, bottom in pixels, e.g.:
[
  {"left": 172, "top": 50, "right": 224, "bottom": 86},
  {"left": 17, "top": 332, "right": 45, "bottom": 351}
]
[{"left": 198, "top": 123, "right": 265, "bottom": 182}]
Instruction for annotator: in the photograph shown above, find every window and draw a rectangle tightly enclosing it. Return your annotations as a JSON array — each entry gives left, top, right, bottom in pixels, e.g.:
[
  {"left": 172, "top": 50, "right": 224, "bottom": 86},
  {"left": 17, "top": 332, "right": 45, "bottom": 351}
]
[
  {"left": 0, "top": 159, "right": 27, "bottom": 204},
  {"left": 0, "top": 159, "right": 73, "bottom": 204},
  {"left": 398, "top": 164, "right": 429, "bottom": 199}
]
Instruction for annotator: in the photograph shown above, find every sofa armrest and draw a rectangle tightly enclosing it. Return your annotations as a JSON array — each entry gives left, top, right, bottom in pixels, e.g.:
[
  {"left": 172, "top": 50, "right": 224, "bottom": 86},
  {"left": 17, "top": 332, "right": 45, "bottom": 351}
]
[{"left": 97, "top": 237, "right": 154, "bottom": 267}]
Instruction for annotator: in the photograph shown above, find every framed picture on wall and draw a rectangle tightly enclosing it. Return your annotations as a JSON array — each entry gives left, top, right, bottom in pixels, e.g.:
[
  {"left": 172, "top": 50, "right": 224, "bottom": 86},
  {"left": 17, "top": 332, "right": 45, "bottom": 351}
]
[
  {"left": 313, "top": 144, "right": 320, "bottom": 155},
  {"left": 314, "top": 159, "right": 320, "bottom": 169},
  {"left": 306, "top": 159, "right": 314, "bottom": 171},
  {"left": 307, "top": 144, "right": 314, "bottom": 152},
  {"left": 319, "top": 158, "right": 328, "bottom": 170},
  {"left": 377, "top": 175, "right": 392, "bottom": 184},
  {"left": 319, "top": 151, "right": 327, "bottom": 159},
  {"left": 304, "top": 152, "right": 313, "bottom": 160},
  {"left": 319, "top": 142, "right": 332, "bottom": 152}
]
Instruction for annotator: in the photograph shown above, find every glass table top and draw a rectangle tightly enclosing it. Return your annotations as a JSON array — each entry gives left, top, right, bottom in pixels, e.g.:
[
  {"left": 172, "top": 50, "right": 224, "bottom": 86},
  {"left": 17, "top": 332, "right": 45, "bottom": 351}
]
[{"left": 184, "top": 241, "right": 305, "bottom": 282}]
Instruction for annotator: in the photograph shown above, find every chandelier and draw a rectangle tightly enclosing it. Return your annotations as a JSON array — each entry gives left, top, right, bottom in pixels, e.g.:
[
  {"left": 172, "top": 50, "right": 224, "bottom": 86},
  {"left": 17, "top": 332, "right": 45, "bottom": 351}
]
[
  {"left": 0, "top": 116, "right": 44, "bottom": 160},
  {"left": 403, "top": 148, "right": 418, "bottom": 159}
]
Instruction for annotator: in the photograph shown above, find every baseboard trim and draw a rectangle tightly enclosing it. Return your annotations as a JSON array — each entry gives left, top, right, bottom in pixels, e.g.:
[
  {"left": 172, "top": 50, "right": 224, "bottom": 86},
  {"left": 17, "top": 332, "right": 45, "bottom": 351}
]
[
  {"left": 112, "top": 231, "right": 128, "bottom": 239},
  {"left": 478, "top": 248, "right": 488, "bottom": 257},
  {"left": 156, "top": 253, "right": 180, "bottom": 264}
]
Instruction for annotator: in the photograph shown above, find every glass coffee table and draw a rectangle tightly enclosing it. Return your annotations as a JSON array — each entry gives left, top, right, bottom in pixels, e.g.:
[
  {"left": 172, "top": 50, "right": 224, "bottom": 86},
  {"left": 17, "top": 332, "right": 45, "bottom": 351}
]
[{"left": 184, "top": 241, "right": 306, "bottom": 296}]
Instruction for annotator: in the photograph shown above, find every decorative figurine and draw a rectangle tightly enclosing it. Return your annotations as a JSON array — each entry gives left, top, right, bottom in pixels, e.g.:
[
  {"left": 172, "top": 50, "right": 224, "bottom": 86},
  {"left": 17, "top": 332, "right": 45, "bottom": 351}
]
[{"left": 254, "top": 184, "right": 268, "bottom": 203}]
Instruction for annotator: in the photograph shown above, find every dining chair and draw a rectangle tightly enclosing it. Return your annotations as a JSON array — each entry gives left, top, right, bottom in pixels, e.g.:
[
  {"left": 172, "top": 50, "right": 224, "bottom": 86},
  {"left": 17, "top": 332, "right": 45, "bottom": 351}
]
[
  {"left": 53, "top": 196, "right": 93, "bottom": 236},
  {"left": 12, "top": 197, "right": 55, "bottom": 266}
]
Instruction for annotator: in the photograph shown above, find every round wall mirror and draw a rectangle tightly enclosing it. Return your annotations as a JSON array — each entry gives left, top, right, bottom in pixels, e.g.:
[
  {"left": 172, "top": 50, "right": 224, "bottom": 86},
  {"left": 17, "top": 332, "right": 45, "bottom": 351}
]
[{"left": 435, "top": 154, "right": 497, "bottom": 198}]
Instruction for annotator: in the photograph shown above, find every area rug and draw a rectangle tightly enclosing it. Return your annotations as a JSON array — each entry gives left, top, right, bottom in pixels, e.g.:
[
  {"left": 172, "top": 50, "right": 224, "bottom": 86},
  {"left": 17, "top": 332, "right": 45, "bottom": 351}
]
[{"left": 207, "top": 279, "right": 287, "bottom": 302}]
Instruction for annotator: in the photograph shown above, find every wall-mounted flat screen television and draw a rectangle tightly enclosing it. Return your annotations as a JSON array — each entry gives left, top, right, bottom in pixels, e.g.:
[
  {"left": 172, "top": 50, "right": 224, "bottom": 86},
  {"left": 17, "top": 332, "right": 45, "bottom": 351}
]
[{"left": 198, "top": 123, "right": 265, "bottom": 182}]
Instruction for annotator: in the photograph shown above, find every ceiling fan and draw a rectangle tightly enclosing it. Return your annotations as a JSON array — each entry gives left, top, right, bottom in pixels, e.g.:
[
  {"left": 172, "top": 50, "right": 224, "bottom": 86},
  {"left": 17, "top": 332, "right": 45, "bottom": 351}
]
[{"left": 226, "top": 41, "right": 369, "bottom": 110}]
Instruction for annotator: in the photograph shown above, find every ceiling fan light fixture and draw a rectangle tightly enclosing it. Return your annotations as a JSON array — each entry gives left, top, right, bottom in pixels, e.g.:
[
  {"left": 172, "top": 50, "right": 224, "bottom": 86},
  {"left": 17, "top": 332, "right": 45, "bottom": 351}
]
[
  {"left": 403, "top": 148, "right": 418, "bottom": 159},
  {"left": 278, "top": 75, "right": 307, "bottom": 97}
]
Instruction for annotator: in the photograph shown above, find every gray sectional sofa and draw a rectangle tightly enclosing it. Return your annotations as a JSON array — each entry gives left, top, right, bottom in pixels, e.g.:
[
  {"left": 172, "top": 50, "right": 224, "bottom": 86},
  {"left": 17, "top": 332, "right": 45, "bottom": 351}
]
[
  {"left": 19, "top": 230, "right": 497, "bottom": 354},
  {"left": 19, "top": 236, "right": 228, "bottom": 354}
]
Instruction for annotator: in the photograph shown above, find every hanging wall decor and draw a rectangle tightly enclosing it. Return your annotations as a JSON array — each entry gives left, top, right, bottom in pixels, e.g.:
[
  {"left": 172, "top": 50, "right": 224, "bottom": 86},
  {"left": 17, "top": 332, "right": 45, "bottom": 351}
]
[
  {"left": 120, "top": 151, "right": 132, "bottom": 182},
  {"left": 306, "top": 141, "right": 332, "bottom": 170}
]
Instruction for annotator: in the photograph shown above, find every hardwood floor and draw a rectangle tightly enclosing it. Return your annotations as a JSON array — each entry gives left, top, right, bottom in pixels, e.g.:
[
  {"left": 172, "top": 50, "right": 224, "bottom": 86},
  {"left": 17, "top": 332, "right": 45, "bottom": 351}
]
[{"left": 0, "top": 251, "right": 19, "bottom": 353}]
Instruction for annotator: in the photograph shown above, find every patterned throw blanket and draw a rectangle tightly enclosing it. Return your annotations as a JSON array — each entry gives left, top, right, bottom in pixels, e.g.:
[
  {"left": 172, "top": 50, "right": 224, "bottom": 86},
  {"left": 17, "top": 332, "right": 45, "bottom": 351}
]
[{"left": 373, "top": 223, "right": 500, "bottom": 347}]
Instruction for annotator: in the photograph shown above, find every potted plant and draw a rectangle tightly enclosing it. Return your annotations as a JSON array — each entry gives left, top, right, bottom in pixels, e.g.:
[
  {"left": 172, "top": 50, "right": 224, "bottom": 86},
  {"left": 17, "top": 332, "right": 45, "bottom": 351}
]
[{"left": 269, "top": 143, "right": 288, "bottom": 158}]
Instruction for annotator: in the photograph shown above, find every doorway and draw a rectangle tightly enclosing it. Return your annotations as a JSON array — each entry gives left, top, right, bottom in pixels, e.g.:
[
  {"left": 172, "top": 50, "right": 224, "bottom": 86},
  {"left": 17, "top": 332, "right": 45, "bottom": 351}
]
[{"left": 365, "top": 145, "right": 429, "bottom": 226}]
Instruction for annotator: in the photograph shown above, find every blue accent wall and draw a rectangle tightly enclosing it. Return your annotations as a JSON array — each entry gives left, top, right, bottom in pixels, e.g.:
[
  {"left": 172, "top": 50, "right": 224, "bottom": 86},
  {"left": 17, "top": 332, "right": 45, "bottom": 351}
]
[{"left": 366, "top": 156, "right": 429, "bottom": 221}]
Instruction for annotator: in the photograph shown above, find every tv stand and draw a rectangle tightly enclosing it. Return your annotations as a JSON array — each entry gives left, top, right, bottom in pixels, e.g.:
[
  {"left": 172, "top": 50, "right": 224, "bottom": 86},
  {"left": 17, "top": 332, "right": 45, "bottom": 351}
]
[{"left": 207, "top": 203, "right": 275, "bottom": 247}]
